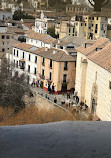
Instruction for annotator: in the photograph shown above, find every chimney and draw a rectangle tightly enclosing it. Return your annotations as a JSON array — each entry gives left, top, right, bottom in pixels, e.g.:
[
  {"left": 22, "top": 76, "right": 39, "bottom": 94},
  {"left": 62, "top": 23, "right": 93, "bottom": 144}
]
[
  {"left": 53, "top": 50, "right": 57, "bottom": 54},
  {"left": 45, "top": 47, "right": 48, "bottom": 51}
]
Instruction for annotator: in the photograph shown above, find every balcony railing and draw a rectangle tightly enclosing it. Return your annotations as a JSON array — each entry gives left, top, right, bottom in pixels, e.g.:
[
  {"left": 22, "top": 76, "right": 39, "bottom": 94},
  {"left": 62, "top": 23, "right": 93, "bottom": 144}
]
[
  {"left": 64, "top": 67, "right": 68, "bottom": 71},
  {"left": 62, "top": 79, "right": 69, "bottom": 84},
  {"left": 42, "top": 62, "right": 45, "bottom": 66},
  {"left": 19, "top": 59, "right": 25, "bottom": 70}
]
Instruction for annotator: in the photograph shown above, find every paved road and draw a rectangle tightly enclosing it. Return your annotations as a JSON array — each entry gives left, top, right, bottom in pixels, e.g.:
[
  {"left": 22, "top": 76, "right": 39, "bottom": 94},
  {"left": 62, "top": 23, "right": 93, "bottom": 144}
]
[{"left": 30, "top": 86, "right": 76, "bottom": 106}]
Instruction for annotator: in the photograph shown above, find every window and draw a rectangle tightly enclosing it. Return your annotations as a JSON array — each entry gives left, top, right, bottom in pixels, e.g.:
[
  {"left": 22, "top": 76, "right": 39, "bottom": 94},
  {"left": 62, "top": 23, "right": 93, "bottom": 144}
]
[
  {"left": 101, "top": 24, "right": 104, "bottom": 30},
  {"left": 29, "top": 54, "right": 31, "bottom": 61},
  {"left": 84, "top": 32, "right": 86, "bottom": 36},
  {"left": 63, "top": 74, "right": 67, "bottom": 83},
  {"left": 50, "top": 59, "right": 52, "bottom": 68},
  {"left": 2, "top": 48, "right": 5, "bottom": 52},
  {"left": 16, "top": 61, "right": 18, "bottom": 67},
  {"left": 42, "top": 58, "right": 45, "bottom": 66},
  {"left": 75, "top": 61, "right": 76, "bottom": 67},
  {"left": 49, "top": 72, "right": 52, "bottom": 80},
  {"left": 35, "top": 56, "right": 37, "bottom": 63},
  {"left": 109, "top": 81, "right": 111, "bottom": 89},
  {"left": 69, "top": 28, "right": 71, "bottom": 34},
  {"left": 17, "top": 50, "right": 18, "bottom": 57},
  {"left": 95, "top": 24, "right": 98, "bottom": 33},
  {"left": 42, "top": 69, "right": 44, "bottom": 77},
  {"left": 81, "top": 23, "right": 83, "bottom": 26},
  {"left": 6, "top": 35, "right": 9, "bottom": 39},
  {"left": 97, "top": 17, "right": 99, "bottom": 20},
  {"left": 73, "top": 27, "right": 74, "bottom": 33},
  {"left": 14, "top": 49, "right": 15, "bottom": 55},
  {"left": 28, "top": 65, "right": 30, "bottom": 73},
  {"left": 75, "top": 31, "right": 77, "bottom": 36},
  {"left": 14, "top": 60, "right": 15, "bottom": 65},
  {"left": 85, "top": 23, "right": 87, "bottom": 26},
  {"left": 34, "top": 68, "right": 37, "bottom": 75},
  {"left": 23, "top": 52, "right": 24, "bottom": 59},
  {"left": 64, "top": 62, "right": 68, "bottom": 70},
  {"left": 3, "top": 42, "right": 4, "bottom": 45},
  {"left": 92, "top": 17, "right": 94, "bottom": 20},
  {"left": 1, "top": 35, "right": 5, "bottom": 39}
]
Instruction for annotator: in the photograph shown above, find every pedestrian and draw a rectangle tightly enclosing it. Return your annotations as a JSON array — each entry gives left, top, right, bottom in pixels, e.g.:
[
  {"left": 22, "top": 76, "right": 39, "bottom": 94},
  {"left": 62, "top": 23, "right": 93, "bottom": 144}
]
[
  {"left": 48, "top": 84, "right": 50, "bottom": 91},
  {"left": 52, "top": 83, "right": 55, "bottom": 94},
  {"left": 33, "top": 81, "right": 35, "bottom": 87},
  {"left": 76, "top": 96, "right": 79, "bottom": 104},
  {"left": 54, "top": 97, "right": 57, "bottom": 103}
]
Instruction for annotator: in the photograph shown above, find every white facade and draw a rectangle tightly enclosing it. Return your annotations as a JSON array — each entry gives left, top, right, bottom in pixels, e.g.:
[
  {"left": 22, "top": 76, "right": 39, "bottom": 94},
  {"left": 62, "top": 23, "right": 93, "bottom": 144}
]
[
  {"left": 26, "top": 37, "right": 52, "bottom": 48},
  {"left": 0, "top": 26, "right": 8, "bottom": 33},
  {"left": 35, "top": 19, "right": 48, "bottom": 34},
  {"left": 0, "top": 11, "right": 12, "bottom": 20},
  {"left": 12, "top": 47, "right": 38, "bottom": 84},
  {"left": 75, "top": 38, "right": 111, "bottom": 121},
  {"left": 35, "top": 11, "right": 54, "bottom": 34}
]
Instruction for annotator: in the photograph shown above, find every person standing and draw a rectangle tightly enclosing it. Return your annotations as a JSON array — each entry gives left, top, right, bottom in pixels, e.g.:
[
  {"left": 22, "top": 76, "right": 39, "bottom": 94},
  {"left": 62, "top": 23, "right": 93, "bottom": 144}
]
[{"left": 52, "top": 83, "right": 55, "bottom": 94}]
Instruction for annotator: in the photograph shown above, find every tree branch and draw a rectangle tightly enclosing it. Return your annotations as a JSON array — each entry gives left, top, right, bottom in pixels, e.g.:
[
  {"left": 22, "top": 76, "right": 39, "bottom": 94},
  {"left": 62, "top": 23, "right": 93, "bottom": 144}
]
[
  {"left": 88, "top": 0, "right": 94, "bottom": 6},
  {"left": 102, "top": 0, "right": 109, "bottom": 7}
]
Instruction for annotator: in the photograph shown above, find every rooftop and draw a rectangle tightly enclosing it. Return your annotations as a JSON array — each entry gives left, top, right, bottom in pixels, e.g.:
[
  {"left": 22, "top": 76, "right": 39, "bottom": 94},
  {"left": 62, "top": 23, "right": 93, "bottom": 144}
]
[
  {"left": 27, "top": 31, "right": 57, "bottom": 44},
  {"left": 59, "top": 36, "right": 87, "bottom": 47},
  {"left": 77, "top": 37, "right": 111, "bottom": 73},
  {"left": 13, "top": 42, "right": 76, "bottom": 62}
]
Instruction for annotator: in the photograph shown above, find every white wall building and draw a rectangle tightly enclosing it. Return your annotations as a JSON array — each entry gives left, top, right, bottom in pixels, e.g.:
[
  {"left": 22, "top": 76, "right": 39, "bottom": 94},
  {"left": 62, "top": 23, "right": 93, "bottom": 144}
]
[
  {"left": 0, "top": 11, "right": 12, "bottom": 20},
  {"left": 12, "top": 43, "right": 38, "bottom": 84},
  {"left": 75, "top": 37, "right": 111, "bottom": 121},
  {"left": 26, "top": 31, "right": 57, "bottom": 48},
  {"left": 35, "top": 11, "right": 55, "bottom": 34}
]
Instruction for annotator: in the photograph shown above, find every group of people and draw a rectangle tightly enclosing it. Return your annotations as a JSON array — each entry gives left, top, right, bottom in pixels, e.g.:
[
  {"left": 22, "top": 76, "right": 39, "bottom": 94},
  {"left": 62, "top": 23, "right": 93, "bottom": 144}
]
[{"left": 31, "top": 80, "right": 43, "bottom": 88}]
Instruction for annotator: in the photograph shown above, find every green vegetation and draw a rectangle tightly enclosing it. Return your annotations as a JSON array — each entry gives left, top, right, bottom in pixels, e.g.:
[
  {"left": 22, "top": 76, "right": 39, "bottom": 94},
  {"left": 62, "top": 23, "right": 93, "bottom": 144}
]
[
  {"left": 13, "top": 10, "right": 34, "bottom": 20},
  {"left": 47, "top": 27, "right": 59, "bottom": 38},
  {"left": 48, "top": 0, "right": 72, "bottom": 10}
]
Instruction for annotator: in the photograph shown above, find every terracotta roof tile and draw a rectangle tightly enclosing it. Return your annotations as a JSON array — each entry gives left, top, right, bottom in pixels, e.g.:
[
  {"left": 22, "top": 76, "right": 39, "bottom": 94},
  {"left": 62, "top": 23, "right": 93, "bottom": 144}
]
[
  {"left": 27, "top": 32, "right": 57, "bottom": 44},
  {"left": 88, "top": 42, "right": 111, "bottom": 73},
  {"left": 13, "top": 43, "right": 76, "bottom": 62},
  {"left": 77, "top": 38, "right": 109, "bottom": 56},
  {"left": 78, "top": 38, "right": 111, "bottom": 73}
]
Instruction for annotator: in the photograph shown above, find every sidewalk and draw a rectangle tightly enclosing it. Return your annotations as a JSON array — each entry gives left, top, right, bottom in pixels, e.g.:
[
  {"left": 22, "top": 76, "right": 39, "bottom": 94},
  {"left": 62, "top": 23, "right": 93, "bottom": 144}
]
[{"left": 30, "top": 86, "right": 75, "bottom": 106}]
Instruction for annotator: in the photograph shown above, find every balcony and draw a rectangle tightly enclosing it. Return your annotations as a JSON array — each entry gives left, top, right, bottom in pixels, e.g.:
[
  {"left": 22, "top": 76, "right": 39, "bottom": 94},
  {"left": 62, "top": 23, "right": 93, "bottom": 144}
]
[
  {"left": 62, "top": 79, "right": 69, "bottom": 84},
  {"left": 42, "top": 62, "right": 45, "bottom": 66},
  {"left": 19, "top": 59, "right": 25, "bottom": 70},
  {"left": 64, "top": 67, "right": 68, "bottom": 71},
  {"left": 49, "top": 66, "right": 52, "bottom": 69}
]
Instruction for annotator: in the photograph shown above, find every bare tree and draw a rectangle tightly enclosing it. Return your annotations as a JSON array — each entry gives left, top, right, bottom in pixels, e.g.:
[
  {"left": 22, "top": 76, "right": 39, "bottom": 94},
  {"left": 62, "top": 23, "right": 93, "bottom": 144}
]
[
  {"left": 88, "top": 0, "right": 110, "bottom": 12},
  {"left": 0, "top": 59, "right": 32, "bottom": 113}
]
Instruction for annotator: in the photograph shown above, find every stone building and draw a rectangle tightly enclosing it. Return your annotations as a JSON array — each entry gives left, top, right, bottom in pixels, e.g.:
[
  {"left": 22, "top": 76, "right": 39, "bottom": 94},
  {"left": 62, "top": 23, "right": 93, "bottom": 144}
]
[{"left": 75, "top": 37, "right": 111, "bottom": 121}]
